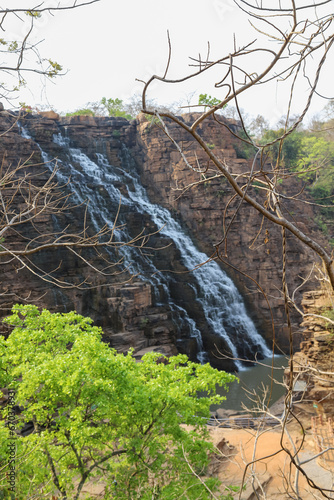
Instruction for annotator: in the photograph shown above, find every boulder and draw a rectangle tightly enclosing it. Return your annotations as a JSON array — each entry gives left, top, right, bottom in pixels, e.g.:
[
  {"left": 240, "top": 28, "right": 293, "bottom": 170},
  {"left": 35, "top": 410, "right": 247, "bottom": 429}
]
[{"left": 38, "top": 110, "right": 59, "bottom": 120}]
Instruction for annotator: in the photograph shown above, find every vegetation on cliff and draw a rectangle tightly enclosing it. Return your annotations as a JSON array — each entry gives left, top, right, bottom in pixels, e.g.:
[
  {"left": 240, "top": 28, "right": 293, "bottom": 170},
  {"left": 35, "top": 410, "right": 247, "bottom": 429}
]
[{"left": 246, "top": 106, "right": 334, "bottom": 242}]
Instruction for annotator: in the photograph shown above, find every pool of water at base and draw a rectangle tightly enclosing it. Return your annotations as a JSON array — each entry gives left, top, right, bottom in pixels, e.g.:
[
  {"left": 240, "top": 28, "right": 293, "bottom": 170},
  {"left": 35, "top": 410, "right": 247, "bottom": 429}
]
[{"left": 211, "top": 355, "right": 289, "bottom": 412}]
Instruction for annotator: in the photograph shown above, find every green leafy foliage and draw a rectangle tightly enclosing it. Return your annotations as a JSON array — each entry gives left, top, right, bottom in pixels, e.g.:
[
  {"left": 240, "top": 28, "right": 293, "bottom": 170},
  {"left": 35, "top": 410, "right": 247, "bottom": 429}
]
[
  {"left": 65, "top": 108, "right": 95, "bottom": 117},
  {"left": 310, "top": 168, "right": 334, "bottom": 206},
  {"left": 100, "top": 97, "right": 133, "bottom": 120},
  {"left": 0, "top": 305, "right": 236, "bottom": 499},
  {"left": 233, "top": 129, "right": 257, "bottom": 159},
  {"left": 7, "top": 41, "right": 18, "bottom": 52},
  {"left": 292, "top": 135, "right": 334, "bottom": 182},
  {"left": 259, "top": 127, "right": 334, "bottom": 177},
  {"left": 47, "top": 59, "right": 62, "bottom": 78},
  {"left": 112, "top": 129, "right": 121, "bottom": 138},
  {"left": 18, "top": 102, "right": 32, "bottom": 113},
  {"left": 221, "top": 484, "right": 246, "bottom": 499},
  {"left": 198, "top": 93, "right": 222, "bottom": 108},
  {"left": 25, "top": 11, "right": 42, "bottom": 18},
  {"left": 321, "top": 306, "right": 334, "bottom": 323},
  {"left": 258, "top": 126, "right": 334, "bottom": 233},
  {"left": 260, "top": 129, "right": 304, "bottom": 168}
]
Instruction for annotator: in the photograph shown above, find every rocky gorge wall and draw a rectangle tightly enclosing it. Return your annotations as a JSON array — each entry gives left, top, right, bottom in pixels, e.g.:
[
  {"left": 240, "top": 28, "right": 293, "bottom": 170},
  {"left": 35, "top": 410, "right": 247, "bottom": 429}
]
[
  {"left": 288, "top": 289, "right": 334, "bottom": 415},
  {"left": 134, "top": 113, "right": 328, "bottom": 349},
  {"left": 0, "top": 110, "right": 328, "bottom": 368}
]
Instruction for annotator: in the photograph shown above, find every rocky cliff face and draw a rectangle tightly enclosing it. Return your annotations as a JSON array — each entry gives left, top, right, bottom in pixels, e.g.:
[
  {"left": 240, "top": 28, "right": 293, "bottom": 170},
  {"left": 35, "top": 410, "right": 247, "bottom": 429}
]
[
  {"left": 0, "top": 112, "right": 185, "bottom": 365},
  {"left": 135, "top": 113, "right": 326, "bottom": 349},
  {"left": 287, "top": 289, "right": 334, "bottom": 416},
  {"left": 0, "top": 110, "right": 327, "bottom": 368}
]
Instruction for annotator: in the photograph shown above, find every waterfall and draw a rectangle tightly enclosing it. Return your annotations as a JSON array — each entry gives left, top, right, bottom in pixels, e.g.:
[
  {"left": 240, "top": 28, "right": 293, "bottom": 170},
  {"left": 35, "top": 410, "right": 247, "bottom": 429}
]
[
  {"left": 36, "top": 132, "right": 208, "bottom": 364},
  {"left": 116, "top": 147, "right": 272, "bottom": 366},
  {"left": 20, "top": 125, "right": 271, "bottom": 369}
]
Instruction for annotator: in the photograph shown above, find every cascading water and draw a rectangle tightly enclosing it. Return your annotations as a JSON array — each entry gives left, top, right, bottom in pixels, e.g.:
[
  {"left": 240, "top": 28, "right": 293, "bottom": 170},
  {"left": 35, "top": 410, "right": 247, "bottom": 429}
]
[
  {"left": 20, "top": 125, "right": 271, "bottom": 369},
  {"left": 117, "top": 147, "right": 272, "bottom": 367},
  {"left": 30, "top": 131, "right": 207, "bottom": 364}
]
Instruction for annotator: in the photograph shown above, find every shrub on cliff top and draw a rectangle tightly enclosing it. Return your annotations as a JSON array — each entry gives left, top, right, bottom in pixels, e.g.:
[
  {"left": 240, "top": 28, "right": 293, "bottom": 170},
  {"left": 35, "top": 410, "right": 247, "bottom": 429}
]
[
  {"left": 65, "top": 107, "right": 95, "bottom": 117},
  {"left": 0, "top": 304, "right": 235, "bottom": 499},
  {"left": 100, "top": 97, "right": 133, "bottom": 120}
]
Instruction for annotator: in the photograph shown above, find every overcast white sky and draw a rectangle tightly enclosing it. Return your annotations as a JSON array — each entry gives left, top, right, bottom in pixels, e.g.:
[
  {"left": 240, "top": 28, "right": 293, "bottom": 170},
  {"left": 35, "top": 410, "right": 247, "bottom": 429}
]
[{"left": 6, "top": 0, "right": 334, "bottom": 124}]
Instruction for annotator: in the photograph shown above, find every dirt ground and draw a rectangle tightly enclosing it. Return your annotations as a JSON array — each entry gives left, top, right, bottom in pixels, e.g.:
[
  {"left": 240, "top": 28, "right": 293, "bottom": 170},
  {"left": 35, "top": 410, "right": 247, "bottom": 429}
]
[{"left": 208, "top": 403, "right": 334, "bottom": 499}]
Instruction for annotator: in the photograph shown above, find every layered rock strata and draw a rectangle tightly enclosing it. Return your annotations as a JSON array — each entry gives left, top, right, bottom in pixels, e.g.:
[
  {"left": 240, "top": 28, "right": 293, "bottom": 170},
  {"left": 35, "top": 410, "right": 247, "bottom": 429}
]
[
  {"left": 0, "top": 110, "right": 328, "bottom": 365},
  {"left": 135, "top": 113, "right": 327, "bottom": 349},
  {"left": 289, "top": 290, "right": 334, "bottom": 416}
]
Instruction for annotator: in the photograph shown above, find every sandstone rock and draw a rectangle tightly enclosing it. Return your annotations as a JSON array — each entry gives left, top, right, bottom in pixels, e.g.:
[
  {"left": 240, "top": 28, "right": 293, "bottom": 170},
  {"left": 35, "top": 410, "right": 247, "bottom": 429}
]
[
  {"left": 133, "top": 345, "right": 177, "bottom": 359},
  {"left": 136, "top": 114, "right": 325, "bottom": 351},
  {"left": 38, "top": 110, "right": 59, "bottom": 120},
  {"left": 286, "top": 289, "right": 334, "bottom": 417},
  {"left": 0, "top": 112, "right": 329, "bottom": 368},
  {"left": 62, "top": 114, "right": 97, "bottom": 126},
  {"left": 216, "top": 408, "right": 240, "bottom": 419}
]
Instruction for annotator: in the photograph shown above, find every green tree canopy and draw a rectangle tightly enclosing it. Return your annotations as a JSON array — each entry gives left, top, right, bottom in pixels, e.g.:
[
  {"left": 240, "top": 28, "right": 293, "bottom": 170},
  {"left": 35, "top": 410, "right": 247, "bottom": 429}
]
[
  {"left": 295, "top": 135, "right": 334, "bottom": 182},
  {"left": 0, "top": 305, "right": 235, "bottom": 499},
  {"left": 198, "top": 94, "right": 226, "bottom": 110},
  {"left": 260, "top": 128, "right": 304, "bottom": 168},
  {"left": 65, "top": 107, "right": 95, "bottom": 117},
  {"left": 100, "top": 97, "right": 133, "bottom": 120}
]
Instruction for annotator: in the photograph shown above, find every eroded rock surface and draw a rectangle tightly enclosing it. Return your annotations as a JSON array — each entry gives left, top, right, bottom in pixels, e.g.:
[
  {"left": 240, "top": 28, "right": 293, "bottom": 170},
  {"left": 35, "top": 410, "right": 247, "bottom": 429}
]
[
  {"left": 288, "top": 289, "right": 334, "bottom": 416},
  {"left": 0, "top": 111, "right": 328, "bottom": 365}
]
